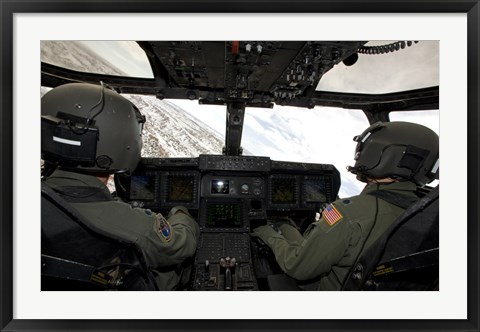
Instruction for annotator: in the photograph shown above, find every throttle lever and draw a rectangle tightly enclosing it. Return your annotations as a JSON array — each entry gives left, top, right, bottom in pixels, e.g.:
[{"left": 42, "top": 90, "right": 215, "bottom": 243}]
[{"left": 220, "top": 257, "right": 236, "bottom": 291}]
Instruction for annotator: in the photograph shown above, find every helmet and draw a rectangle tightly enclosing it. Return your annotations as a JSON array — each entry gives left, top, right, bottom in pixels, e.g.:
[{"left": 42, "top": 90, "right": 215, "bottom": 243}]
[
  {"left": 41, "top": 83, "right": 145, "bottom": 174},
  {"left": 347, "top": 121, "right": 439, "bottom": 186}
]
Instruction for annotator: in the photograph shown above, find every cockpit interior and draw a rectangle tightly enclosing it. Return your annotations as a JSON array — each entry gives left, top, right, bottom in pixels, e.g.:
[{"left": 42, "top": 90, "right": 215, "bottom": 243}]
[{"left": 40, "top": 41, "right": 439, "bottom": 291}]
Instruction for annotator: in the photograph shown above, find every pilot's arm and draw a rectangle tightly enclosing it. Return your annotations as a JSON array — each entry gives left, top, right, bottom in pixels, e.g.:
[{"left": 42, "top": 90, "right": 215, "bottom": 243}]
[
  {"left": 265, "top": 217, "right": 304, "bottom": 244},
  {"left": 278, "top": 223, "right": 304, "bottom": 244},
  {"left": 141, "top": 206, "right": 200, "bottom": 268},
  {"left": 252, "top": 204, "right": 356, "bottom": 281},
  {"left": 74, "top": 200, "right": 200, "bottom": 270}
]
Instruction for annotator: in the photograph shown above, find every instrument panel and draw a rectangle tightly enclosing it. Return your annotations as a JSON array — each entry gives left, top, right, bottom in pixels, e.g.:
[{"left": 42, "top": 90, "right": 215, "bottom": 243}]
[
  {"left": 115, "top": 154, "right": 339, "bottom": 213},
  {"left": 114, "top": 154, "right": 340, "bottom": 291}
]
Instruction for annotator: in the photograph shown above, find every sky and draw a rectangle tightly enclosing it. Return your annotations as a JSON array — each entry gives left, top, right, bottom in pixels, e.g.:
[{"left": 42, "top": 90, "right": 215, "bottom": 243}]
[{"left": 79, "top": 40, "right": 439, "bottom": 197}]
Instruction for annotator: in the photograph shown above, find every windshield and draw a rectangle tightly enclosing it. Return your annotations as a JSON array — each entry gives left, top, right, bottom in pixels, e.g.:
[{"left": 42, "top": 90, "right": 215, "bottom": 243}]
[
  {"left": 173, "top": 101, "right": 439, "bottom": 197},
  {"left": 242, "top": 106, "right": 370, "bottom": 197}
]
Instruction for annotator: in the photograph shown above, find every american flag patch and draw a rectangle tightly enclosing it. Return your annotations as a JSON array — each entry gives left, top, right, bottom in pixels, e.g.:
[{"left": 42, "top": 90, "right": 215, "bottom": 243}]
[{"left": 322, "top": 204, "right": 343, "bottom": 226}]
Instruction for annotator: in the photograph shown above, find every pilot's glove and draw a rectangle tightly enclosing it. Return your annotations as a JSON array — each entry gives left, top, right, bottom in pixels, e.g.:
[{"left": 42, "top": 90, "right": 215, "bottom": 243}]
[
  {"left": 167, "top": 206, "right": 192, "bottom": 219},
  {"left": 267, "top": 217, "right": 297, "bottom": 229},
  {"left": 252, "top": 223, "right": 283, "bottom": 243}
]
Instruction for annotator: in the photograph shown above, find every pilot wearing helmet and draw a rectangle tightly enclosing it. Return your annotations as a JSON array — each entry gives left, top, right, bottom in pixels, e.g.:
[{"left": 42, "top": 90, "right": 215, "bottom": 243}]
[
  {"left": 41, "top": 83, "right": 200, "bottom": 290},
  {"left": 252, "top": 121, "right": 439, "bottom": 291}
]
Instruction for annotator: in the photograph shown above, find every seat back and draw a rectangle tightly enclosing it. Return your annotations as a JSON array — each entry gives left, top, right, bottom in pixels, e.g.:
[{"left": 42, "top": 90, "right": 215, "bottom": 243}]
[
  {"left": 342, "top": 186, "right": 439, "bottom": 291},
  {"left": 41, "top": 182, "right": 157, "bottom": 290}
]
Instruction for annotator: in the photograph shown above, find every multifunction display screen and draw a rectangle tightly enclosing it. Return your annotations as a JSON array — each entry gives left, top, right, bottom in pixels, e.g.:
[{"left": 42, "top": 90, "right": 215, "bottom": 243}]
[
  {"left": 206, "top": 203, "right": 242, "bottom": 228},
  {"left": 166, "top": 175, "right": 195, "bottom": 203},
  {"left": 304, "top": 178, "right": 327, "bottom": 203},
  {"left": 130, "top": 175, "right": 156, "bottom": 201},
  {"left": 271, "top": 178, "right": 296, "bottom": 204}
]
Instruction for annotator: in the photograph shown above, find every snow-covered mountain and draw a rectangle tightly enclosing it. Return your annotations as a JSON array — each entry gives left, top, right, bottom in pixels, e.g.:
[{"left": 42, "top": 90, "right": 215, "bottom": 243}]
[
  {"left": 125, "top": 95, "right": 224, "bottom": 157},
  {"left": 40, "top": 41, "right": 224, "bottom": 158}
]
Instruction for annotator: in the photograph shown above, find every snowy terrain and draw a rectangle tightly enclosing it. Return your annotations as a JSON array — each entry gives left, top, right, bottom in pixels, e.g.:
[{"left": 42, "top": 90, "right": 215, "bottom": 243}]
[
  {"left": 41, "top": 41, "right": 127, "bottom": 76},
  {"left": 126, "top": 95, "right": 224, "bottom": 157}
]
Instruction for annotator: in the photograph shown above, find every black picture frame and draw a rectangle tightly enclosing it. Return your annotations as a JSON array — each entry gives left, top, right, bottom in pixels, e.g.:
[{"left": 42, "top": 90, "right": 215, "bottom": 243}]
[{"left": 1, "top": 1, "right": 479, "bottom": 331}]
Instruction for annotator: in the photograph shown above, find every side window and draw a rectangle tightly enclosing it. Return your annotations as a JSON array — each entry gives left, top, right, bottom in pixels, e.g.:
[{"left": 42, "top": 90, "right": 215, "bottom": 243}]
[{"left": 389, "top": 110, "right": 439, "bottom": 135}]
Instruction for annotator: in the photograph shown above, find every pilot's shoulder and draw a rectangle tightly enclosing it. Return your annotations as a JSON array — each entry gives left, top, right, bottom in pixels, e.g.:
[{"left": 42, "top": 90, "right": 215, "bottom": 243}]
[
  {"left": 335, "top": 190, "right": 378, "bottom": 207},
  {"left": 324, "top": 193, "right": 373, "bottom": 221}
]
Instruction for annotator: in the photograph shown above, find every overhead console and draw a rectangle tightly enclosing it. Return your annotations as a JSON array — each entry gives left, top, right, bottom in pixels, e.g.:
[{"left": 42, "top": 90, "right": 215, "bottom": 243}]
[{"left": 114, "top": 154, "right": 340, "bottom": 291}]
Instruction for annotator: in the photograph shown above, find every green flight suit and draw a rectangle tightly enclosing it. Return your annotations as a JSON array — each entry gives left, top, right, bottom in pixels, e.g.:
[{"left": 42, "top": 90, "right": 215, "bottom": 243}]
[
  {"left": 252, "top": 181, "right": 417, "bottom": 291},
  {"left": 43, "top": 169, "right": 200, "bottom": 290}
]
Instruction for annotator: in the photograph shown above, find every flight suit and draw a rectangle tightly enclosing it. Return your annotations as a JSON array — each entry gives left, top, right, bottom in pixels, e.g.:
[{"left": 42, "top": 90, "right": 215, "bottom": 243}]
[
  {"left": 43, "top": 169, "right": 200, "bottom": 290},
  {"left": 252, "top": 181, "right": 418, "bottom": 291}
]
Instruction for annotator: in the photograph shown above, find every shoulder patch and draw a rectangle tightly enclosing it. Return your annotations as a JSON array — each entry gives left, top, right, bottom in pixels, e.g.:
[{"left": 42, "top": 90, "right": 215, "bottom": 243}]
[
  {"left": 322, "top": 204, "right": 343, "bottom": 226},
  {"left": 155, "top": 214, "right": 172, "bottom": 242}
]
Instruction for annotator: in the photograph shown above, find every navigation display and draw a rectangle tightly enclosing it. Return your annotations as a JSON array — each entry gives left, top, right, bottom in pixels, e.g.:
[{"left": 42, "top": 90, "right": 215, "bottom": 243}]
[
  {"left": 271, "top": 177, "right": 296, "bottom": 204},
  {"left": 130, "top": 175, "right": 156, "bottom": 201},
  {"left": 206, "top": 203, "right": 242, "bottom": 228},
  {"left": 167, "top": 175, "right": 195, "bottom": 203},
  {"left": 304, "top": 178, "right": 327, "bottom": 203}
]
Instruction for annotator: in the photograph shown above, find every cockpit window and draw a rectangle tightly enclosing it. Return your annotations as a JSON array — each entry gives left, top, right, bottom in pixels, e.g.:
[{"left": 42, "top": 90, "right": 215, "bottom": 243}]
[
  {"left": 317, "top": 41, "right": 439, "bottom": 94},
  {"left": 242, "top": 106, "right": 370, "bottom": 197},
  {"left": 41, "top": 40, "right": 153, "bottom": 78},
  {"left": 389, "top": 110, "right": 439, "bottom": 135},
  {"left": 135, "top": 97, "right": 225, "bottom": 158},
  {"left": 165, "top": 100, "right": 371, "bottom": 197}
]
